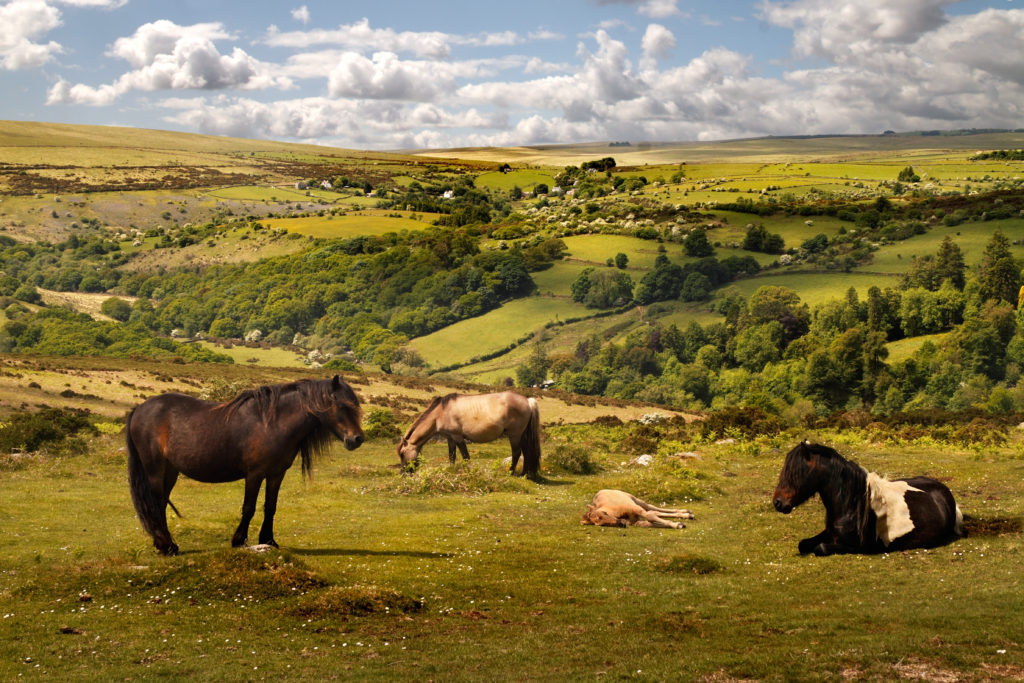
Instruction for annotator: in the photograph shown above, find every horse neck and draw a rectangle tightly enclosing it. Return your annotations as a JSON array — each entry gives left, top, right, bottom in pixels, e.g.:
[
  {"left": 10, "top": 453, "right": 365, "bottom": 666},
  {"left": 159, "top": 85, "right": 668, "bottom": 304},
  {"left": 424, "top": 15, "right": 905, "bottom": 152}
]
[
  {"left": 817, "top": 459, "right": 868, "bottom": 519},
  {"left": 272, "top": 388, "right": 321, "bottom": 439},
  {"left": 406, "top": 408, "right": 439, "bottom": 447}
]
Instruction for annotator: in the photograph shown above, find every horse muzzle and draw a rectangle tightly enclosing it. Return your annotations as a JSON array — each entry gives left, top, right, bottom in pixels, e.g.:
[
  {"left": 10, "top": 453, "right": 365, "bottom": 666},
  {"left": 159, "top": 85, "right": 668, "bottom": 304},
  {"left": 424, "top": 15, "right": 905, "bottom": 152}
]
[
  {"left": 343, "top": 434, "right": 364, "bottom": 450},
  {"left": 772, "top": 488, "right": 794, "bottom": 514}
]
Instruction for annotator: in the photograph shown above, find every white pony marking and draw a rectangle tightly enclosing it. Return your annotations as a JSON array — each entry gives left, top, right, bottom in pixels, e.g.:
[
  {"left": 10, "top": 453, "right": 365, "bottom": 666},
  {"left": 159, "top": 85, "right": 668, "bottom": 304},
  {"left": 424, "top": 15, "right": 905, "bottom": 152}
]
[{"left": 866, "top": 472, "right": 922, "bottom": 546}]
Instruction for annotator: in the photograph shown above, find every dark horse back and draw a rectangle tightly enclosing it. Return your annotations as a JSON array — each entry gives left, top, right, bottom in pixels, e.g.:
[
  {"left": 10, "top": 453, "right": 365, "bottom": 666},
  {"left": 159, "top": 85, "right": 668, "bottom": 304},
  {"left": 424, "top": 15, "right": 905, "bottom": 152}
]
[{"left": 887, "top": 476, "right": 963, "bottom": 551}]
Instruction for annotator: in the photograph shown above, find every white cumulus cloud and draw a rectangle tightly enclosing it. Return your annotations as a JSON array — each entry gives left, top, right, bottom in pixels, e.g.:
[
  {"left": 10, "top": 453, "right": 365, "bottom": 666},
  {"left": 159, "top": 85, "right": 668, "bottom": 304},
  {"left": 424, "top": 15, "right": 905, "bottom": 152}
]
[
  {"left": 290, "top": 5, "right": 310, "bottom": 25},
  {"left": 47, "top": 20, "right": 288, "bottom": 105},
  {"left": 0, "top": 0, "right": 62, "bottom": 70}
]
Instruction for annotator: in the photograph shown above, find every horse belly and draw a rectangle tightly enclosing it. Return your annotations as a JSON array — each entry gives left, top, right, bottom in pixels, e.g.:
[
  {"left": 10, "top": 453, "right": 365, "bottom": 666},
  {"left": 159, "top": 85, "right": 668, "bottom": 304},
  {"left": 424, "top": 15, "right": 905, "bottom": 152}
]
[{"left": 163, "top": 430, "right": 247, "bottom": 483}]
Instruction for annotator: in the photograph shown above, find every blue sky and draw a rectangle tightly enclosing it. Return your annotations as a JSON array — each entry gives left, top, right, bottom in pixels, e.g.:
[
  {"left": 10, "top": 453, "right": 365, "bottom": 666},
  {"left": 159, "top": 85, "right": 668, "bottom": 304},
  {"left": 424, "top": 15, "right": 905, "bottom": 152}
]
[{"left": 2, "top": 0, "right": 1022, "bottom": 149}]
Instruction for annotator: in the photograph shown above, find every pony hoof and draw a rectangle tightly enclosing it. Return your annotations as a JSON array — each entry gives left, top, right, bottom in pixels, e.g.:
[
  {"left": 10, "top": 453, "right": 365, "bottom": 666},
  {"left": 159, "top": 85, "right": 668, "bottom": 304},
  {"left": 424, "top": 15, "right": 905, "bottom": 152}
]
[
  {"left": 159, "top": 543, "right": 179, "bottom": 556},
  {"left": 231, "top": 538, "right": 247, "bottom": 548},
  {"left": 259, "top": 539, "right": 279, "bottom": 549}
]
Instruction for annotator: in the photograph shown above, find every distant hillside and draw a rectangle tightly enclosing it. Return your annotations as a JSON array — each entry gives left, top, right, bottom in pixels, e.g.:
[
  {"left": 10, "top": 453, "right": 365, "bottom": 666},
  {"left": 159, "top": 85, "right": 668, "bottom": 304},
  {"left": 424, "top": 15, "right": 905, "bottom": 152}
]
[
  {"left": 411, "top": 130, "right": 1024, "bottom": 166},
  {"left": 0, "top": 120, "right": 478, "bottom": 195}
]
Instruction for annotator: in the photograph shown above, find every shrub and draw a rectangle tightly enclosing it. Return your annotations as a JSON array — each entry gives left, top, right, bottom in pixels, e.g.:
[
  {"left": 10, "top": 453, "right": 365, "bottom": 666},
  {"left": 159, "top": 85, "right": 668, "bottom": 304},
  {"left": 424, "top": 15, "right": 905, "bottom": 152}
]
[
  {"left": 0, "top": 408, "right": 97, "bottom": 454},
  {"left": 547, "top": 443, "right": 602, "bottom": 474},
  {"left": 700, "top": 406, "right": 785, "bottom": 440},
  {"left": 364, "top": 408, "right": 401, "bottom": 441}
]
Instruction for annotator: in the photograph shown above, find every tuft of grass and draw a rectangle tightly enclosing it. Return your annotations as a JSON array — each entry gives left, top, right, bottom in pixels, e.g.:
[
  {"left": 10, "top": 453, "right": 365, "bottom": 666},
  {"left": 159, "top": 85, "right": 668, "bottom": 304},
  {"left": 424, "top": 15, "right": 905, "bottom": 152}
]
[
  {"left": 658, "top": 554, "right": 724, "bottom": 575},
  {"left": 373, "top": 460, "right": 533, "bottom": 496},
  {"left": 144, "top": 549, "right": 329, "bottom": 602},
  {"left": 288, "top": 585, "right": 422, "bottom": 620}
]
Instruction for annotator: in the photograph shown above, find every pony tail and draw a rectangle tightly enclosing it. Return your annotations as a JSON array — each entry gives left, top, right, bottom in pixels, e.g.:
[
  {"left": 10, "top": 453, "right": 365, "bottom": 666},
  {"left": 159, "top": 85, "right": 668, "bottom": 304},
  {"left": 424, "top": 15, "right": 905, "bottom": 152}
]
[
  {"left": 522, "top": 398, "right": 542, "bottom": 479},
  {"left": 126, "top": 409, "right": 167, "bottom": 540}
]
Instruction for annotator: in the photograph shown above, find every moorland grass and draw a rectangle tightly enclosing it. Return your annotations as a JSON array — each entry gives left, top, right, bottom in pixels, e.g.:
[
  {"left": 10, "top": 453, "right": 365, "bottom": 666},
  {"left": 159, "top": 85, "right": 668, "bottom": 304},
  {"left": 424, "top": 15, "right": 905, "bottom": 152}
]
[{"left": 1, "top": 422, "right": 1022, "bottom": 681}]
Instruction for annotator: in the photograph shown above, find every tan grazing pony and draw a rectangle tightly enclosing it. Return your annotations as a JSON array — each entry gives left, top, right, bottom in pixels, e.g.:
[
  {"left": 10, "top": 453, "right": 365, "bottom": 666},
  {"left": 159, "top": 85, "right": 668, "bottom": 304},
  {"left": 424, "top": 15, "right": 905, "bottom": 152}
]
[
  {"left": 581, "top": 489, "right": 695, "bottom": 529},
  {"left": 398, "top": 392, "right": 541, "bottom": 479}
]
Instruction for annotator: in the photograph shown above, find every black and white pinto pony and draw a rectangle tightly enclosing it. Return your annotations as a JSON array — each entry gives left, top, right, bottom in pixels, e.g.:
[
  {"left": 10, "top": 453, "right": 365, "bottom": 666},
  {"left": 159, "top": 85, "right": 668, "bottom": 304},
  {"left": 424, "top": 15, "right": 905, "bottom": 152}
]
[{"left": 772, "top": 441, "right": 965, "bottom": 556}]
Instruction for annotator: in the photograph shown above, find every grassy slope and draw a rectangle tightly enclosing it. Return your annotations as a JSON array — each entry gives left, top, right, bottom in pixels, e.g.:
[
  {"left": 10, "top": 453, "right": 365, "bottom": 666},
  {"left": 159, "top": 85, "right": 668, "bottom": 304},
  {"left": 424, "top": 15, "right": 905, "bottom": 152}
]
[{"left": 1, "top": 420, "right": 1021, "bottom": 681}]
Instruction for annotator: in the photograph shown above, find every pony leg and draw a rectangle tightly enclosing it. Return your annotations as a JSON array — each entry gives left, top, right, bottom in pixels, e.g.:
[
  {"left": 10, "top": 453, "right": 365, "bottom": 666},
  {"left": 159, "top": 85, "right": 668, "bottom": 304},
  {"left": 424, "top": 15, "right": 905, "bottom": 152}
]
[
  {"left": 146, "top": 465, "right": 179, "bottom": 555},
  {"left": 641, "top": 511, "right": 686, "bottom": 529},
  {"left": 632, "top": 496, "right": 694, "bottom": 517},
  {"left": 797, "top": 530, "right": 832, "bottom": 555},
  {"left": 447, "top": 438, "right": 457, "bottom": 465},
  {"left": 457, "top": 441, "right": 470, "bottom": 461},
  {"left": 257, "top": 473, "right": 285, "bottom": 548},
  {"left": 232, "top": 476, "right": 264, "bottom": 548},
  {"left": 508, "top": 441, "right": 522, "bottom": 476}
]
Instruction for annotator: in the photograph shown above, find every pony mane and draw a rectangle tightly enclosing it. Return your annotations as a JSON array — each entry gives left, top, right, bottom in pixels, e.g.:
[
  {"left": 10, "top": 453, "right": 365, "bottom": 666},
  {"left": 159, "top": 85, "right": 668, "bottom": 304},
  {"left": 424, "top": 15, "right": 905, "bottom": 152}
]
[
  {"left": 220, "top": 378, "right": 358, "bottom": 478},
  {"left": 401, "top": 393, "right": 459, "bottom": 442},
  {"left": 800, "top": 442, "right": 873, "bottom": 543}
]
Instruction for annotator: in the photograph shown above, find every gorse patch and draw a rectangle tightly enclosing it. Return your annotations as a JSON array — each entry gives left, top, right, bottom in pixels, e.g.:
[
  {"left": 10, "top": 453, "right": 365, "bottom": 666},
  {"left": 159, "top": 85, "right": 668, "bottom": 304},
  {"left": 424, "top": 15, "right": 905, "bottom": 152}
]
[
  {"left": 0, "top": 407, "right": 97, "bottom": 457},
  {"left": 547, "top": 443, "right": 602, "bottom": 474}
]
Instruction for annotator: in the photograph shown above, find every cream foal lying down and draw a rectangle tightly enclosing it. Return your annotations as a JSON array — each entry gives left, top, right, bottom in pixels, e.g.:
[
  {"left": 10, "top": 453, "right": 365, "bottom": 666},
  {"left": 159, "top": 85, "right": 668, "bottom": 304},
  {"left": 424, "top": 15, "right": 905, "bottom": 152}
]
[{"left": 581, "top": 489, "right": 695, "bottom": 529}]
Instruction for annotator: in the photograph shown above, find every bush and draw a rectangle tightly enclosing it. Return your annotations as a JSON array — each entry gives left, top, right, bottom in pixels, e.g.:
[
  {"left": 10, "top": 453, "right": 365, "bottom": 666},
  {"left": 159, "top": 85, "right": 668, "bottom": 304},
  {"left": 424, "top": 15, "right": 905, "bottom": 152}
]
[
  {"left": 0, "top": 408, "right": 97, "bottom": 454},
  {"left": 364, "top": 408, "right": 401, "bottom": 441},
  {"left": 547, "top": 443, "right": 602, "bottom": 474},
  {"left": 699, "top": 406, "right": 785, "bottom": 439}
]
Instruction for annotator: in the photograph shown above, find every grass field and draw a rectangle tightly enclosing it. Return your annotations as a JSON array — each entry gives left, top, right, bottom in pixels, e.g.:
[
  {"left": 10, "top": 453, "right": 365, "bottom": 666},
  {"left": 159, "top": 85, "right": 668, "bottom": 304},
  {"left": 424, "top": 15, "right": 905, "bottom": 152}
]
[
  {"left": 475, "top": 169, "right": 556, "bottom": 193},
  {"left": 886, "top": 333, "right": 951, "bottom": 364},
  {"left": 205, "top": 186, "right": 342, "bottom": 204},
  {"left": 1, "top": 412, "right": 1022, "bottom": 681},
  {"left": 263, "top": 211, "right": 436, "bottom": 238},
  {"left": 725, "top": 272, "right": 902, "bottom": 308},
  {"left": 857, "top": 218, "right": 1024, "bottom": 275},
  {"left": 409, "top": 297, "right": 588, "bottom": 368}
]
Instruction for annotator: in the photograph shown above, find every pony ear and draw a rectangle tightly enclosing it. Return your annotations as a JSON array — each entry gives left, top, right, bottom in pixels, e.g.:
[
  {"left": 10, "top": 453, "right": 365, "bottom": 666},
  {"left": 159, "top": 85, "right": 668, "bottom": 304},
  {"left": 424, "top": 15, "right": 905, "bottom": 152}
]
[{"left": 332, "top": 375, "right": 341, "bottom": 390}]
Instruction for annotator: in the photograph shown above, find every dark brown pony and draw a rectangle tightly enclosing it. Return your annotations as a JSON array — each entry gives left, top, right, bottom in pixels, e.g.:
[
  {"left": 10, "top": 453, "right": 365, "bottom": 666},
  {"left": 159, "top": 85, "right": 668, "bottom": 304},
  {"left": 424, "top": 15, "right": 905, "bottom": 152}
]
[
  {"left": 126, "top": 376, "right": 363, "bottom": 555},
  {"left": 397, "top": 391, "right": 541, "bottom": 479},
  {"left": 772, "top": 441, "right": 964, "bottom": 556}
]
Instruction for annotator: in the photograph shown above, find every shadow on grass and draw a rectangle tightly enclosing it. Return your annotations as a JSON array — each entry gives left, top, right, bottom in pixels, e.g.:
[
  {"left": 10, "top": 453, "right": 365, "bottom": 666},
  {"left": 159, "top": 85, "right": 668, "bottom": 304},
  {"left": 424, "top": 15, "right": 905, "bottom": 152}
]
[
  {"left": 963, "top": 515, "right": 1023, "bottom": 537},
  {"left": 288, "top": 547, "right": 455, "bottom": 559},
  {"left": 531, "top": 475, "right": 574, "bottom": 486}
]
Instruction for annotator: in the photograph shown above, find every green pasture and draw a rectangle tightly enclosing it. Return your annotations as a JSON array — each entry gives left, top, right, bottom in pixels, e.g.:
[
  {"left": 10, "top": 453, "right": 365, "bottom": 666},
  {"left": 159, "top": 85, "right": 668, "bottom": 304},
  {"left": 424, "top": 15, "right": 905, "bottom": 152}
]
[
  {"left": 885, "top": 333, "right": 951, "bottom": 364},
  {"left": 1, "top": 421, "right": 1022, "bottom": 681},
  {"left": 531, "top": 261, "right": 593, "bottom": 298},
  {"left": 263, "top": 211, "right": 435, "bottom": 239},
  {"left": 453, "top": 300, "right": 721, "bottom": 385},
  {"left": 475, "top": 170, "right": 555, "bottom": 193},
  {"left": 195, "top": 342, "right": 306, "bottom": 368},
  {"left": 723, "top": 271, "right": 901, "bottom": 309},
  {"left": 410, "top": 296, "right": 586, "bottom": 368},
  {"left": 857, "top": 218, "right": 1024, "bottom": 275},
  {"left": 205, "top": 186, "right": 347, "bottom": 204},
  {"left": 561, "top": 234, "right": 668, "bottom": 269},
  {"left": 712, "top": 211, "right": 846, "bottom": 248}
]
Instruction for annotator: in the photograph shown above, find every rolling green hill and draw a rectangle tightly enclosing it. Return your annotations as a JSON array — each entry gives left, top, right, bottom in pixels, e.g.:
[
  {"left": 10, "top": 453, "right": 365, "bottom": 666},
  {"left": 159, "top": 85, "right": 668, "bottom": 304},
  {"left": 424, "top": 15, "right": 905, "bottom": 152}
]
[{"left": 3, "top": 120, "right": 1024, "bottom": 416}]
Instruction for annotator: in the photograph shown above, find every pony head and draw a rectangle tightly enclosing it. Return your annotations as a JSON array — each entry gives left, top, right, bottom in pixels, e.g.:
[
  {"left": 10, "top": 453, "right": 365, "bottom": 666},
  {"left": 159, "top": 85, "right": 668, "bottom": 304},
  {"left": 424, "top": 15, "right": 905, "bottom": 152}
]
[
  {"left": 580, "top": 504, "right": 625, "bottom": 527},
  {"left": 322, "top": 375, "right": 364, "bottom": 451},
  {"left": 396, "top": 436, "right": 420, "bottom": 470},
  {"left": 773, "top": 441, "right": 838, "bottom": 513}
]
